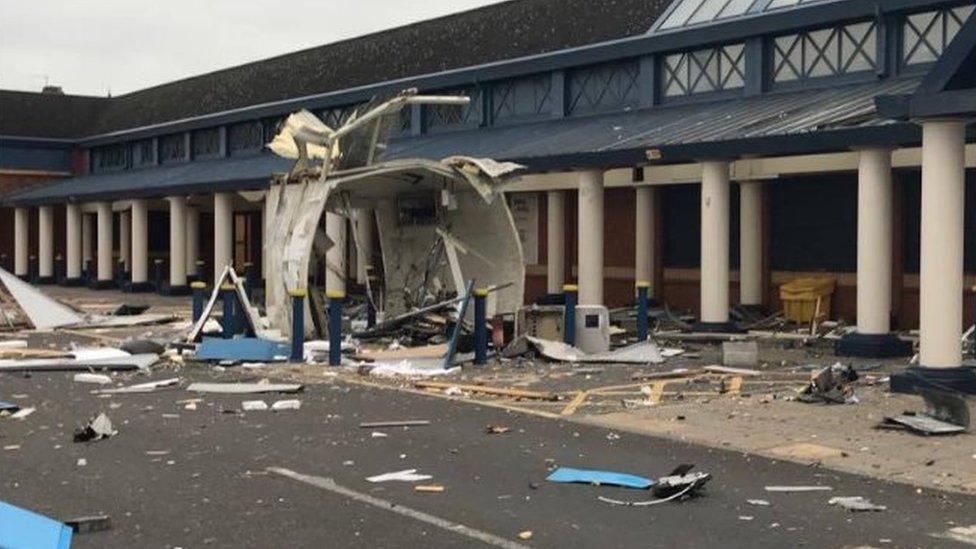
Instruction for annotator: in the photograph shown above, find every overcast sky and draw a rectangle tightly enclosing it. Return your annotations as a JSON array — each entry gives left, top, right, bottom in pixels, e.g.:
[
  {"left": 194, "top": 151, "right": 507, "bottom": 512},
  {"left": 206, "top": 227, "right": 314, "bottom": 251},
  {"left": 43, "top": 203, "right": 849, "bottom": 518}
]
[{"left": 0, "top": 0, "right": 500, "bottom": 97}]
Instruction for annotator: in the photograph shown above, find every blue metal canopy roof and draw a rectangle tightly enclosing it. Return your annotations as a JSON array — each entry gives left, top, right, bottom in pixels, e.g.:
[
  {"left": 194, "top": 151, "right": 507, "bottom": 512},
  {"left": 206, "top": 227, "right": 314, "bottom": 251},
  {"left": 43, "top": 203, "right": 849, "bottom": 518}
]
[{"left": 4, "top": 76, "right": 924, "bottom": 206}]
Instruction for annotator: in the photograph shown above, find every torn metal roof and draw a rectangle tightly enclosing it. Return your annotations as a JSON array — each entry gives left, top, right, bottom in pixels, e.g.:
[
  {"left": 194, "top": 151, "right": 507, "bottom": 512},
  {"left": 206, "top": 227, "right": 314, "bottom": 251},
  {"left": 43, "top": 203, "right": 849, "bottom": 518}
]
[{"left": 388, "top": 77, "right": 923, "bottom": 166}]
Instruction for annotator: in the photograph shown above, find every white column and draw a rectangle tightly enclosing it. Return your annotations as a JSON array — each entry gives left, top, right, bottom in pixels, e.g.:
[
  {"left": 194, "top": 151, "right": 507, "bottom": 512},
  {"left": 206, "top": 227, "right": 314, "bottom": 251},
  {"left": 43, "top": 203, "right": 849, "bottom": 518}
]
[
  {"left": 119, "top": 210, "right": 131, "bottom": 273},
  {"left": 214, "top": 193, "right": 234, "bottom": 281},
  {"left": 326, "top": 211, "right": 347, "bottom": 294},
  {"left": 701, "top": 161, "right": 731, "bottom": 324},
  {"left": 546, "top": 191, "right": 566, "bottom": 294},
  {"left": 739, "top": 181, "right": 763, "bottom": 306},
  {"left": 131, "top": 199, "right": 149, "bottom": 284},
  {"left": 95, "top": 201, "right": 113, "bottom": 282},
  {"left": 65, "top": 203, "right": 82, "bottom": 280},
  {"left": 577, "top": 170, "right": 604, "bottom": 305},
  {"left": 186, "top": 205, "right": 200, "bottom": 276},
  {"left": 14, "top": 207, "right": 28, "bottom": 277},
  {"left": 168, "top": 196, "right": 188, "bottom": 288},
  {"left": 634, "top": 186, "right": 655, "bottom": 286},
  {"left": 354, "top": 209, "right": 375, "bottom": 285},
  {"left": 855, "top": 149, "right": 894, "bottom": 335},
  {"left": 81, "top": 212, "right": 93, "bottom": 270},
  {"left": 919, "top": 121, "right": 966, "bottom": 368},
  {"left": 37, "top": 206, "right": 54, "bottom": 279}
]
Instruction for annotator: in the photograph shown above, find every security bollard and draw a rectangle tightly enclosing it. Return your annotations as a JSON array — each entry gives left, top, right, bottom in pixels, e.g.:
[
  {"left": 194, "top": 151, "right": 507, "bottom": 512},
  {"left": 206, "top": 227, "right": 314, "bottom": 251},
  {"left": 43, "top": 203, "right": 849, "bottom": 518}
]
[
  {"left": 221, "top": 283, "right": 236, "bottom": 339},
  {"left": 153, "top": 259, "right": 164, "bottom": 293},
  {"left": 474, "top": 288, "right": 489, "bottom": 365},
  {"left": 196, "top": 260, "right": 206, "bottom": 282},
  {"left": 116, "top": 259, "right": 126, "bottom": 287},
  {"left": 563, "top": 284, "right": 578, "bottom": 346},
  {"left": 243, "top": 262, "right": 254, "bottom": 299},
  {"left": 636, "top": 280, "right": 651, "bottom": 342},
  {"left": 290, "top": 288, "right": 307, "bottom": 362},
  {"left": 367, "top": 300, "right": 377, "bottom": 329},
  {"left": 28, "top": 256, "right": 37, "bottom": 283},
  {"left": 84, "top": 259, "right": 93, "bottom": 283},
  {"left": 192, "top": 282, "right": 207, "bottom": 323},
  {"left": 327, "top": 290, "right": 345, "bottom": 366},
  {"left": 55, "top": 256, "right": 65, "bottom": 284}
]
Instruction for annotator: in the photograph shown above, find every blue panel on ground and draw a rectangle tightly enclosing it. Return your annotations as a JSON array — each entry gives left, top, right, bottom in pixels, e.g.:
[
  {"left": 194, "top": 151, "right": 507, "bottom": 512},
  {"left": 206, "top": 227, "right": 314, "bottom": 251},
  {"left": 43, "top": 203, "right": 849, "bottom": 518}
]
[
  {"left": 195, "top": 338, "right": 290, "bottom": 362},
  {"left": 0, "top": 401, "right": 20, "bottom": 412},
  {"left": 0, "top": 501, "right": 73, "bottom": 549},
  {"left": 546, "top": 467, "right": 654, "bottom": 489}
]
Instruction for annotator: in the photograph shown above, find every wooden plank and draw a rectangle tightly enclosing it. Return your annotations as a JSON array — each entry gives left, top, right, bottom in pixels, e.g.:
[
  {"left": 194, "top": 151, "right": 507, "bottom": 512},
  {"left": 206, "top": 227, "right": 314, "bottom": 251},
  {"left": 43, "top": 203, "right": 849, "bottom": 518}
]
[
  {"left": 559, "top": 391, "right": 589, "bottom": 416},
  {"left": 414, "top": 381, "right": 558, "bottom": 401}
]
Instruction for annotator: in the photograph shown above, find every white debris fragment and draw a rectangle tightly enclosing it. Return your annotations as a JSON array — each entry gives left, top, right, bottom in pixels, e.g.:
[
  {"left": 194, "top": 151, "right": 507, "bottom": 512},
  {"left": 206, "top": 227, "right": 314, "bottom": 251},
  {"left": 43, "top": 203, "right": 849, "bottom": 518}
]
[
  {"left": 747, "top": 499, "right": 771, "bottom": 506},
  {"left": 10, "top": 407, "right": 35, "bottom": 420},
  {"left": 242, "top": 401, "right": 269, "bottom": 411},
  {"left": 74, "top": 373, "right": 113, "bottom": 385},
  {"left": 366, "top": 469, "right": 433, "bottom": 483},
  {"left": 371, "top": 432, "right": 388, "bottom": 438},
  {"left": 271, "top": 400, "right": 301, "bottom": 411},
  {"left": 764, "top": 486, "right": 833, "bottom": 493},
  {"left": 77, "top": 458, "right": 87, "bottom": 467},
  {"left": 828, "top": 496, "right": 887, "bottom": 512}
]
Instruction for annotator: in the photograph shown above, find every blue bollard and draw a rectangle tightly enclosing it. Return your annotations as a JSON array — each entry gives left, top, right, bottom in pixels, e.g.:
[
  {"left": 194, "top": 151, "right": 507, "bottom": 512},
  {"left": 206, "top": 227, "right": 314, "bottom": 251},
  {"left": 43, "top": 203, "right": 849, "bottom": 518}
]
[
  {"left": 192, "top": 281, "right": 207, "bottom": 322},
  {"left": 153, "top": 259, "right": 164, "bottom": 293},
  {"left": 474, "top": 288, "right": 488, "bottom": 365},
  {"left": 116, "top": 259, "right": 125, "bottom": 287},
  {"left": 221, "top": 283, "right": 236, "bottom": 339},
  {"left": 28, "top": 256, "right": 37, "bottom": 283},
  {"left": 84, "top": 259, "right": 93, "bottom": 283},
  {"left": 55, "top": 256, "right": 65, "bottom": 284},
  {"left": 196, "top": 260, "right": 206, "bottom": 282},
  {"left": 563, "top": 284, "right": 578, "bottom": 346},
  {"left": 327, "top": 290, "right": 345, "bottom": 366},
  {"left": 290, "top": 288, "right": 307, "bottom": 362},
  {"left": 636, "top": 280, "right": 651, "bottom": 342}
]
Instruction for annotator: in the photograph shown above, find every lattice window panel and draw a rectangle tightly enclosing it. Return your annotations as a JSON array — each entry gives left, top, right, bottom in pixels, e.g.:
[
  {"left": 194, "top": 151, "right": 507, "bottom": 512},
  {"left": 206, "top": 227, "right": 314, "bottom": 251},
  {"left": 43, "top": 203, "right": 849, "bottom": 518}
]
[
  {"left": 262, "top": 117, "right": 284, "bottom": 146},
  {"left": 228, "top": 121, "right": 264, "bottom": 154},
  {"left": 131, "top": 139, "right": 155, "bottom": 168},
  {"left": 492, "top": 74, "right": 553, "bottom": 122},
  {"left": 159, "top": 134, "right": 187, "bottom": 164},
  {"left": 663, "top": 43, "right": 745, "bottom": 97},
  {"left": 426, "top": 88, "right": 483, "bottom": 129},
  {"left": 773, "top": 21, "right": 877, "bottom": 82},
  {"left": 903, "top": 4, "right": 976, "bottom": 65},
  {"left": 191, "top": 128, "right": 222, "bottom": 159},
  {"left": 567, "top": 60, "right": 641, "bottom": 114},
  {"left": 94, "top": 145, "right": 127, "bottom": 172},
  {"left": 320, "top": 105, "right": 359, "bottom": 129}
]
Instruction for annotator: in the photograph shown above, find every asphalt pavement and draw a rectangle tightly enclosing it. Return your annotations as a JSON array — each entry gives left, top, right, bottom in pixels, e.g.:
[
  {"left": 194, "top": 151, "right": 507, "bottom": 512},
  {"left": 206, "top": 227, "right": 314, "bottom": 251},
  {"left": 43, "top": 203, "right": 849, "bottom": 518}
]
[{"left": 1, "top": 369, "right": 974, "bottom": 548}]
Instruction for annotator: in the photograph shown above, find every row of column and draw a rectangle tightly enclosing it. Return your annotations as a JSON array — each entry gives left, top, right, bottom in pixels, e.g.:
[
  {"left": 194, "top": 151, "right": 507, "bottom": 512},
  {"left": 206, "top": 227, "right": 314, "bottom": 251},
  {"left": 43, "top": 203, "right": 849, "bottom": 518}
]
[{"left": 12, "top": 196, "right": 223, "bottom": 291}]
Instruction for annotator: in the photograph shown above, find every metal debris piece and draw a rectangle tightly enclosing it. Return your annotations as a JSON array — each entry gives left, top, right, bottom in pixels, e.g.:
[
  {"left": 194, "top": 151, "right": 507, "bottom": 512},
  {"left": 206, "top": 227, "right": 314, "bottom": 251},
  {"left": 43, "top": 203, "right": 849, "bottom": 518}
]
[
  {"left": 271, "top": 400, "right": 301, "bottom": 411},
  {"left": 242, "top": 401, "right": 269, "bottom": 411},
  {"left": 828, "top": 496, "right": 887, "bottom": 512},
  {"left": 546, "top": 467, "right": 654, "bottom": 489},
  {"left": 65, "top": 515, "right": 112, "bottom": 534},
  {"left": 96, "top": 378, "right": 181, "bottom": 395},
  {"left": 0, "top": 354, "right": 158, "bottom": 373},
  {"left": 73, "top": 373, "right": 112, "bottom": 385},
  {"left": 485, "top": 425, "right": 511, "bottom": 435},
  {"left": 797, "top": 363, "right": 859, "bottom": 404},
  {"left": 73, "top": 413, "right": 117, "bottom": 443},
  {"left": 0, "top": 266, "right": 84, "bottom": 328},
  {"left": 877, "top": 413, "right": 966, "bottom": 436},
  {"left": 764, "top": 485, "right": 833, "bottom": 492},
  {"left": 525, "top": 336, "right": 670, "bottom": 364},
  {"left": 359, "top": 420, "right": 431, "bottom": 429},
  {"left": 366, "top": 469, "right": 433, "bottom": 483},
  {"left": 186, "top": 382, "right": 303, "bottom": 395}
]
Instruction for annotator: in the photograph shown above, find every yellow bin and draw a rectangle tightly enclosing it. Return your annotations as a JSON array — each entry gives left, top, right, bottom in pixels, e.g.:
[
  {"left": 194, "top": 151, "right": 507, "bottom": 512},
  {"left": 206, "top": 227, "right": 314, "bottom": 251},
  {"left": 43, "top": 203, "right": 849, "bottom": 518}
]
[{"left": 779, "top": 277, "right": 836, "bottom": 323}]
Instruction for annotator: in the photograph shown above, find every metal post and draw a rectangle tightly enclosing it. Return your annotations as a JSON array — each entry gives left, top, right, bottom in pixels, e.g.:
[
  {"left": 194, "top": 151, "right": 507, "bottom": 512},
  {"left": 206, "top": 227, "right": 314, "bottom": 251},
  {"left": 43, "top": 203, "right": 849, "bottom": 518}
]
[
  {"left": 221, "top": 283, "right": 236, "bottom": 339},
  {"left": 55, "top": 256, "right": 65, "bottom": 284},
  {"left": 290, "top": 288, "right": 307, "bottom": 362},
  {"left": 474, "top": 288, "right": 488, "bottom": 365},
  {"left": 564, "top": 284, "right": 578, "bottom": 346},
  {"left": 28, "top": 256, "right": 37, "bottom": 283},
  {"left": 196, "top": 260, "right": 206, "bottom": 282},
  {"left": 84, "top": 259, "right": 93, "bottom": 283},
  {"left": 328, "top": 290, "right": 345, "bottom": 366},
  {"left": 116, "top": 259, "right": 125, "bottom": 287},
  {"left": 192, "top": 282, "right": 207, "bottom": 322},
  {"left": 636, "top": 280, "right": 650, "bottom": 342},
  {"left": 243, "top": 262, "right": 254, "bottom": 299},
  {"left": 154, "top": 259, "right": 164, "bottom": 293}
]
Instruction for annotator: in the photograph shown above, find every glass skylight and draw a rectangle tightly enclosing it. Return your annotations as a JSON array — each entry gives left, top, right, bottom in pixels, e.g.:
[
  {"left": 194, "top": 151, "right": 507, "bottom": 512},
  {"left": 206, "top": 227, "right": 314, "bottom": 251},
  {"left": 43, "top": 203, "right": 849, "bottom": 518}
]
[{"left": 653, "top": 0, "right": 839, "bottom": 32}]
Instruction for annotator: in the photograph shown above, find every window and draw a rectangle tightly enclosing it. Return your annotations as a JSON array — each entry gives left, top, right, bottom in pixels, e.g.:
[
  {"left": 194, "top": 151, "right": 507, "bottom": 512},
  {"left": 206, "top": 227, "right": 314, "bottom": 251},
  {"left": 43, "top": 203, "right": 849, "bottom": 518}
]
[
  {"left": 425, "top": 87, "right": 483, "bottom": 130},
  {"left": 131, "top": 139, "right": 155, "bottom": 168},
  {"left": 492, "top": 74, "right": 553, "bottom": 123},
  {"left": 773, "top": 21, "right": 877, "bottom": 83},
  {"left": 903, "top": 4, "right": 976, "bottom": 66},
  {"left": 663, "top": 43, "right": 745, "bottom": 97},
  {"left": 653, "top": 0, "right": 833, "bottom": 32},
  {"left": 159, "top": 134, "right": 187, "bottom": 164},
  {"left": 93, "top": 145, "right": 127, "bottom": 172},
  {"left": 567, "top": 60, "right": 641, "bottom": 115},
  {"left": 191, "top": 128, "right": 222, "bottom": 159},
  {"left": 228, "top": 121, "right": 264, "bottom": 155}
]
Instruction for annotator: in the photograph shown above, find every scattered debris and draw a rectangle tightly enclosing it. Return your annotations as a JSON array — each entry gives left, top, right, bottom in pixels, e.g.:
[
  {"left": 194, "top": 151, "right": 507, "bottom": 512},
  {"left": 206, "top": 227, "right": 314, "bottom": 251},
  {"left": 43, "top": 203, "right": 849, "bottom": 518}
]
[
  {"left": 359, "top": 420, "right": 431, "bottom": 429},
  {"left": 414, "top": 485, "right": 445, "bottom": 493},
  {"left": 747, "top": 499, "right": 771, "bottom": 506},
  {"left": 598, "top": 465, "right": 710, "bottom": 506},
  {"left": 194, "top": 338, "right": 291, "bottom": 363},
  {"left": 73, "top": 413, "right": 117, "bottom": 443},
  {"left": 878, "top": 413, "right": 967, "bottom": 436},
  {"left": 271, "top": 399, "right": 301, "bottom": 411},
  {"left": 415, "top": 381, "right": 558, "bottom": 401},
  {"left": 764, "top": 485, "right": 833, "bottom": 492},
  {"left": 65, "top": 515, "right": 112, "bottom": 534},
  {"left": 76, "top": 458, "right": 87, "bottom": 467},
  {"left": 485, "top": 425, "right": 511, "bottom": 435},
  {"left": 797, "top": 363, "right": 859, "bottom": 404},
  {"left": 187, "top": 382, "right": 304, "bottom": 395},
  {"left": 704, "top": 365, "right": 762, "bottom": 377},
  {"left": 525, "top": 336, "right": 676, "bottom": 364},
  {"left": 828, "top": 496, "right": 887, "bottom": 512},
  {"left": 546, "top": 467, "right": 654, "bottom": 489},
  {"left": 119, "top": 339, "right": 166, "bottom": 355},
  {"left": 518, "top": 531, "right": 533, "bottom": 541},
  {"left": 10, "top": 407, "right": 35, "bottom": 420},
  {"left": 366, "top": 469, "right": 433, "bottom": 483},
  {"left": 97, "top": 378, "right": 181, "bottom": 395},
  {"left": 365, "top": 359, "right": 460, "bottom": 378},
  {"left": 0, "top": 353, "right": 158, "bottom": 373},
  {"left": 73, "top": 373, "right": 113, "bottom": 385},
  {"left": 242, "top": 401, "right": 269, "bottom": 411}
]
